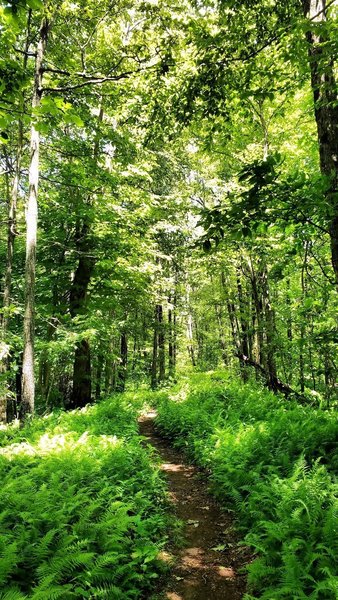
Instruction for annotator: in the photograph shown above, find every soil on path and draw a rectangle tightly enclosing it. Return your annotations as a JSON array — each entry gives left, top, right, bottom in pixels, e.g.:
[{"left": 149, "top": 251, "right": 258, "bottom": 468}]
[{"left": 139, "top": 411, "right": 249, "bottom": 600}]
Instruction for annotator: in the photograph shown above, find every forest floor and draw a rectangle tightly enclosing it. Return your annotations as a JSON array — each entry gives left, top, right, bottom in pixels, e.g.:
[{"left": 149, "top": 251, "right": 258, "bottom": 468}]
[{"left": 139, "top": 411, "right": 250, "bottom": 600}]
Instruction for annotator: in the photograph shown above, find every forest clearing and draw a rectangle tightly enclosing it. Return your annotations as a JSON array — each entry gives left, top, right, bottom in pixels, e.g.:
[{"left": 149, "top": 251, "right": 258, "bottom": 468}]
[{"left": 0, "top": 0, "right": 338, "bottom": 598}]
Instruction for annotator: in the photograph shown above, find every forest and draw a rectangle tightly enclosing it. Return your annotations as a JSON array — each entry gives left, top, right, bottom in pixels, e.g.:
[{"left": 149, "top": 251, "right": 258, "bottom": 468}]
[{"left": 0, "top": 0, "right": 337, "bottom": 598}]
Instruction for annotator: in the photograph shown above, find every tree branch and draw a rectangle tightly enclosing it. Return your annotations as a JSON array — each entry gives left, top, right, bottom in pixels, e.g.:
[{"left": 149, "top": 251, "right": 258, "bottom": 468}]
[{"left": 41, "top": 65, "right": 157, "bottom": 93}]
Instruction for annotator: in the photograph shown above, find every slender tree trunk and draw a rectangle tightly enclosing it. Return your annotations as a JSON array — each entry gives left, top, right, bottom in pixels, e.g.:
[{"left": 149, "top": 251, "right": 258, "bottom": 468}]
[
  {"left": 186, "top": 284, "right": 196, "bottom": 366},
  {"left": 173, "top": 290, "right": 177, "bottom": 369},
  {"left": 299, "top": 243, "right": 309, "bottom": 393},
  {"left": 248, "top": 259, "right": 265, "bottom": 366},
  {"left": 168, "top": 295, "right": 175, "bottom": 378},
  {"left": 302, "top": 0, "right": 338, "bottom": 286},
  {"left": 186, "top": 312, "right": 196, "bottom": 366},
  {"left": 21, "top": 17, "right": 49, "bottom": 419},
  {"left": 158, "top": 304, "right": 165, "bottom": 382},
  {"left": 104, "top": 352, "right": 113, "bottom": 394},
  {"left": 309, "top": 318, "right": 316, "bottom": 391},
  {"left": 151, "top": 306, "right": 159, "bottom": 389},
  {"left": 221, "top": 273, "right": 242, "bottom": 367},
  {"left": 116, "top": 332, "right": 128, "bottom": 392},
  {"left": 2, "top": 154, "right": 18, "bottom": 336},
  {"left": 260, "top": 264, "right": 278, "bottom": 387},
  {"left": 236, "top": 268, "right": 250, "bottom": 358},
  {"left": 286, "top": 278, "right": 293, "bottom": 342},
  {"left": 95, "top": 353, "right": 104, "bottom": 399},
  {"left": 168, "top": 281, "right": 178, "bottom": 376},
  {"left": 214, "top": 303, "right": 228, "bottom": 364}
]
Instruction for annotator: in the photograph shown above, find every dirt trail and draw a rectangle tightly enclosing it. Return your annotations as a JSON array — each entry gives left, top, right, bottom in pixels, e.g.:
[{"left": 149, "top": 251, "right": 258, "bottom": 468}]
[{"left": 139, "top": 411, "right": 249, "bottom": 600}]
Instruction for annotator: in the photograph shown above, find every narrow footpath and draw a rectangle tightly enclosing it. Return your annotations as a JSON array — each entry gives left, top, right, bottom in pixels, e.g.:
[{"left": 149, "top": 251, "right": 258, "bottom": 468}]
[{"left": 139, "top": 411, "right": 249, "bottom": 600}]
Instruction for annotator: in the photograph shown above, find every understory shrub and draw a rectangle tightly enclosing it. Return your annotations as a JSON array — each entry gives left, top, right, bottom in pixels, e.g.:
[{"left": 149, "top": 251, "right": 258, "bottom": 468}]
[
  {"left": 155, "top": 372, "right": 338, "bottom": 599},
  {"left": 0, "top": 396, "right": 169, "bottom": 599}
]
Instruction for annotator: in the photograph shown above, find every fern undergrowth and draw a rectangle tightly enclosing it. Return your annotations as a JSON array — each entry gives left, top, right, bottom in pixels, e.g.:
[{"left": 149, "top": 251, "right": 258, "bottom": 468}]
[
  {"left": 0, "top": 394, "right": 171, "bottom": 599},
  {"left": 155, "top": 371, "right": 338, "bottom": 600}
]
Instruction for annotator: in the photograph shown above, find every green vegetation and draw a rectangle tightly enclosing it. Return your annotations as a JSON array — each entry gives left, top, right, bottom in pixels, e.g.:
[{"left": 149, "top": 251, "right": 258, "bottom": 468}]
[
  {"left": 0, "top": 0, "right": 338, "bottom": 419},
  {"left": 155, "top": 372, "right": 338, "bottom": 599},
  {"left": 0, "top": 396, "right": 170, "bottom": 599},
  {"left": 0, "top": 0, "right": 337, "bottom": 597}
]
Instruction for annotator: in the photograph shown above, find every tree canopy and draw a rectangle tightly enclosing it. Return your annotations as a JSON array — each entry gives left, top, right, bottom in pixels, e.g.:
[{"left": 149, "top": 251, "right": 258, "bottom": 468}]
[{"left": 0, "top": 0, "right": 337, "bottom": 414}]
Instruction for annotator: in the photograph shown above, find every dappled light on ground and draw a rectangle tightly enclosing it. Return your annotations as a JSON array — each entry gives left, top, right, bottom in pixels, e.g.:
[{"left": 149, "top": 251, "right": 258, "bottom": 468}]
[
  {"left": 181, "top": 547, "right": 205, "bottom": 569},
  {"left": 218, "top": 566, "right": 236, "bottom": 579},
  {"left": 166, "top": 593, "right": 183, "bottom": 600}
]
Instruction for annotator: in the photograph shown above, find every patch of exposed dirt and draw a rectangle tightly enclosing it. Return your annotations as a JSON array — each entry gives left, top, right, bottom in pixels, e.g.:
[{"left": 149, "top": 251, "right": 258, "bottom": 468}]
[{"left": 139, "top": 411, "right": 250, "bottom": 600}]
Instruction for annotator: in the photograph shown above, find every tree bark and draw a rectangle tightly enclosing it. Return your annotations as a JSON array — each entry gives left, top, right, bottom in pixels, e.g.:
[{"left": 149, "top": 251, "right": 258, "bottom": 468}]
[
  {"left": 21, "top": 17, "right": 49, "bottom": 419},
  {"left": 69, "top": 222, "right": 95, "bottom": 408},
  {"left": 95, "top": 352, "right": 104, "bottom": 399},
  {"left": 0, "top": 11, "right": 31, "bottom": 422},
  {"left": 69, "top": 103, "right": 103, "bottom": 408},
  {"left": 236, "top": 268, "right": 250, "bottom": 359},
  {"left": 186, "top": 284, "right": 196, "bottom": 366},
  {"left": 214, "top": 302, "right": 228, "bottom": 364},
  {"left": 151, "top": 306, "right": 159, "bottom": 389},
  {"left": 302, "top": 0, "right": 338, "bottom": 286},
  {"left": 247, "top": 258, "right": 265, "bottom": 366},
  {"left": 168, "top": 295, "right": 175, "bottom": 378},
  {"left": 260, "top": 264, "right": 278, "bottom": 388},
  {"left": 158, "top": 304, "right": 165, "bottom": 382},
  {"left": 116, "top": 332, "right": 128, "bottom": 392}
]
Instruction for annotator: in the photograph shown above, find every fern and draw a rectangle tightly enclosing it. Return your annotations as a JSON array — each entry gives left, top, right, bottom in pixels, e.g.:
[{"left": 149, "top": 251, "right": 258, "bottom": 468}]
[
  {"left": 155, "top": 372, "right": 338, "bottom": 600},
  {"left": 0, "top": 590, "right": 28, "bottom": 600},
  {"left": 0, "top": 395, "right": 170, "bottom": 599},
  {"left": 0, "top": 542, "right": 18, "bottom": 586}
]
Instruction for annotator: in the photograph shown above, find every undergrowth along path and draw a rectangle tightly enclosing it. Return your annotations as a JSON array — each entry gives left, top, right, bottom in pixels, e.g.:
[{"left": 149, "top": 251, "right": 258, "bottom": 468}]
[{"left": 139, "top": 411, "right": 249, "bottom": 600}]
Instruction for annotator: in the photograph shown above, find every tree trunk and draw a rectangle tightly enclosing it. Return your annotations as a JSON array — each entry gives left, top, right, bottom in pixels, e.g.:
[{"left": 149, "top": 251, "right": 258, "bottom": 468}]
[
  {"left": 236, "top": 352, "right": 308, "bottom": 403},
  {"left": 70, "top": 340, "right": 91, "bottom": 408},
  {"left": 214, "top": 303, "right": 228, "bottom": 364},
  {"left": 260, "top": 264, "right": 278, "bottom": 388},
  {"left": 186, "top": 283, "right": 196, "bottom": 366},
  {"left": 95, "top": 353, "right": 104, "bottom": 400},
  {"left": 69, "top": 104, "right": 103, "bottom": 408},
  {"left": 248, "top": 259, "right": 265, "bottom": 366},
  {"left": 168, "top": 295, "right": 175, "bottom": 378},
  {"left": 151, "top": 306, "right": 159, "bottom": 389},
  {"left": 0, "top": 12, "right": 31, "bottom": 422},
  {"left": 302, "top": 0, "right": 338, "bottom": 286},
  {"left": 116, "top": 332, "right": 128, "bottom": 392},
  {"left": 221, "top": 273, "right": 242, "bottom": 365},
  {"left": 186, "top": 312, "right": 196, "bottom": 366},
  {"left": 236, "top": 268, "right": 250, "bottom": 359},
  {"left": 21, "top": 17, "right": 49, "bottom": 419},
  {"left": 299, "top": 243, "right": 309, "bottom": 393},
  {"left": 69, "top": 223, "right": 95, "bottom": 408},
  {"left": 158, "top": 304, "right": 165, "bottom": 382}
]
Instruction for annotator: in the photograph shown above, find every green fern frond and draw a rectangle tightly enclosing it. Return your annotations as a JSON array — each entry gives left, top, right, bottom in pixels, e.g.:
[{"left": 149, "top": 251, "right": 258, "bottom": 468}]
[
  {"left": 30, "top": 585, "right": 74, "bottom": 600},
  {"left": 0, "top": 589, "right": 27, "bottom": 600}
]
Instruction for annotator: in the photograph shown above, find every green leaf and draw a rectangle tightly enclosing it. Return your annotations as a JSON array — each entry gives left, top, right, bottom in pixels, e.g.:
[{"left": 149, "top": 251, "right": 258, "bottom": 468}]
[
  {"left": 26, "top": 0, "right": 44, "bottom": 9},
  {"left": 63, "top": 112, "right": 84, "bottom": 127}
]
